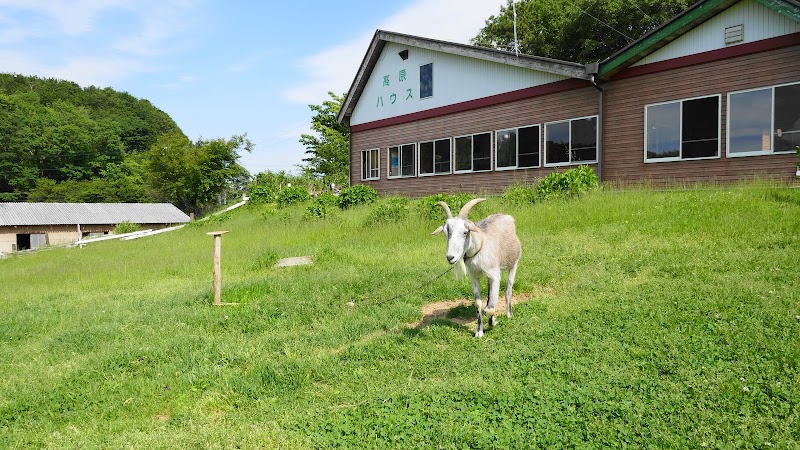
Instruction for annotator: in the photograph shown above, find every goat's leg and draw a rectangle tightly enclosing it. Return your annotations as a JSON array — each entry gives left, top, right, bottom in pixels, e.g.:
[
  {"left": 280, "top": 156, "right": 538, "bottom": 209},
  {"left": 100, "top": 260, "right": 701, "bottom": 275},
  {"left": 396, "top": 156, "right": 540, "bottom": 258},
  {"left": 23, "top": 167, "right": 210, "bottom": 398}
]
[
  {"left": 485, "top": 268, "right": 500, "bottom": 327},
  {"left": 505, "top": 261, "right": 518, "bottom": 318},
  {"left": 471, "top": 276, "right": 484, "bottom": 338}
]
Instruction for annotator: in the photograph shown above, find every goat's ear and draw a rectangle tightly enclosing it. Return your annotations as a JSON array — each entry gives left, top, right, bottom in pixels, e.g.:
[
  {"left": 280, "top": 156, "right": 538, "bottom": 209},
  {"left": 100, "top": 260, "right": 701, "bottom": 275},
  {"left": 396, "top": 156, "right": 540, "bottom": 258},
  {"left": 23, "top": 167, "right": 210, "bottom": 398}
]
[
  {"left": 430, "top": 225, "right": 443, "bottom": 236},
  {"left": 467, "top": 221, "right": 480, "bottom": 233}
]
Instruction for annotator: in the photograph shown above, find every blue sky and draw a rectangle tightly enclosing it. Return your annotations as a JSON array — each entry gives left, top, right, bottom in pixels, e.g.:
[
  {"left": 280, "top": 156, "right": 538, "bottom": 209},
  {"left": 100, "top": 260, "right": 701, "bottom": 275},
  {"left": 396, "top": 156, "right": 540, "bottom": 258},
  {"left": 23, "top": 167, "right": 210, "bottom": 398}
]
[{"left": 0, "top": 0, "right": 505, "bottom": 175}]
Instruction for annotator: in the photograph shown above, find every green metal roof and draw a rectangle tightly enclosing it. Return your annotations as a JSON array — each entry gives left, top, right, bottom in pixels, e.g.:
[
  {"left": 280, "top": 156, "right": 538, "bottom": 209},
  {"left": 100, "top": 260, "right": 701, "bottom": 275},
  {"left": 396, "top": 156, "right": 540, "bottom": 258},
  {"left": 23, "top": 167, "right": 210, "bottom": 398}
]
[{"left": 598, "top": 0, "right": 800, "bottom": 79}]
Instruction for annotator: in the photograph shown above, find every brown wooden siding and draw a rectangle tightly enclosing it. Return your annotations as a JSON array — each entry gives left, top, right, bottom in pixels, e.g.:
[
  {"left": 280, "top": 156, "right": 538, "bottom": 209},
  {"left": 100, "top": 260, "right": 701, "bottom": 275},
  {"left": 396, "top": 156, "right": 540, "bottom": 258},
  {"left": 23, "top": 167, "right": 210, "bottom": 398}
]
[
  {"left": 603, "top": 44, "right": 800, "bottom": 185},
  {"left": 351, "top": 85, "right": 600, "bottom": 197}
]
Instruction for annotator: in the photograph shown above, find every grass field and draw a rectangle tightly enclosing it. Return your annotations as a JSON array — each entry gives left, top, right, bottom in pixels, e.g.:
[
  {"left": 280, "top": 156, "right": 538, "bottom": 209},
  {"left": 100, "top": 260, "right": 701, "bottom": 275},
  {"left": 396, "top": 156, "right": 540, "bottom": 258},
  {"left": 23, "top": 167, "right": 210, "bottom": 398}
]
[{"left": 1, "top": 185, "right": 799, "bottom": 448}]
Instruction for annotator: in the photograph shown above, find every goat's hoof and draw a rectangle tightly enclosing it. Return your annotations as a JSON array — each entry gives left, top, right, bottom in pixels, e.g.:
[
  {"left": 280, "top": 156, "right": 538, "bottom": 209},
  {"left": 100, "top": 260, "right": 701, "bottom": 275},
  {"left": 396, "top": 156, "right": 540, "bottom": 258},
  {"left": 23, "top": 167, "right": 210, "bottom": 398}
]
[
  {"left": 490, "top": 316, "right": 498, "bottom": 327},
  {"left": 475, "top": 329, "right": 484, "bottom": 338}
]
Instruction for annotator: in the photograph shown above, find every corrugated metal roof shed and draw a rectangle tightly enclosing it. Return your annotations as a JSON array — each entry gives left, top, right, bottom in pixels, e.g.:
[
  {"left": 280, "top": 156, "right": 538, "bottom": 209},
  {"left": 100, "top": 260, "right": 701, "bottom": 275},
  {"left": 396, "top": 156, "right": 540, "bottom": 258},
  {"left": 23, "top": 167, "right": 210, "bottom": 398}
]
[{"left": 0, "top": 203, "right": 191, "bottom": 226}]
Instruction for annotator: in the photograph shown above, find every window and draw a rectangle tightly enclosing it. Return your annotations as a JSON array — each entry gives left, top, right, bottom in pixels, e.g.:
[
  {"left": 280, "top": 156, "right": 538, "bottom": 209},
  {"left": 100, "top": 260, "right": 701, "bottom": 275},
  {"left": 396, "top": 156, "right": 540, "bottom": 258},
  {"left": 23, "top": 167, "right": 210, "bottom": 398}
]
[
  {"left": 419, "top": 138, "right": 451, "bottom": 175},
  {"left": 454, "top": 132, "right": 492, "bottom": 173},
  {"left": 645, "top": 95, "right": 720, "bottom": 162},
  {"left": 544, "top": 116, "right": 598, "bottom": 166},
  {"left": 360, "top": 148, "right": 379, "bottom": 180},
  {"left": 420, "top": 63, "right": 433, "bottom": 99},
  {"left": 729, "top": 82, "right": 800, "bottom": 156},
  {"left": 496, "top": 125, "right": 540, "bottom": 170},
  {"left": 388, "top": 143, "right": 416, "bottom": 178}
]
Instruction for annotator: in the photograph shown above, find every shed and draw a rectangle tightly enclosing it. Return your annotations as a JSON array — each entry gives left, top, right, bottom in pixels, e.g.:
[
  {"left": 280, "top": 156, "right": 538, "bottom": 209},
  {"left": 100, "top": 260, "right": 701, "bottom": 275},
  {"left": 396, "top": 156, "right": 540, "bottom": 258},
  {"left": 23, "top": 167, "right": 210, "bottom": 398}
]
[{"left": 0, "top": 203, "right": 191, "bottom": 253}]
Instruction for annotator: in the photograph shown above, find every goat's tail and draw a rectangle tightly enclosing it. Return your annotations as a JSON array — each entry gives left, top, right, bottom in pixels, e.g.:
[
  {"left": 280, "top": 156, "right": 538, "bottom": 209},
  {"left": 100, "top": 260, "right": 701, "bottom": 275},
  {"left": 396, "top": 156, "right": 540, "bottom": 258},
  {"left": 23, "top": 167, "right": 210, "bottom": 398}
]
[{"left": 454, "top": 259, "right": 467, "bottom": 280}]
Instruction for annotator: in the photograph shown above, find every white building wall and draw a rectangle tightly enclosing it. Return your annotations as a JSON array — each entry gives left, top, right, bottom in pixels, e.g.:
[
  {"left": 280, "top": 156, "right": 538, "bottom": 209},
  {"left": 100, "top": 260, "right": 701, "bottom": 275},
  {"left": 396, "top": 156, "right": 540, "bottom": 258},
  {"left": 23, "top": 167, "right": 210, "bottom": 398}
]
[
  {"left": 634, "top": 0, "right": 800, "bottom": 66},
  {"left": 350, "top": 41, "right": 569, "bottom": 126}
]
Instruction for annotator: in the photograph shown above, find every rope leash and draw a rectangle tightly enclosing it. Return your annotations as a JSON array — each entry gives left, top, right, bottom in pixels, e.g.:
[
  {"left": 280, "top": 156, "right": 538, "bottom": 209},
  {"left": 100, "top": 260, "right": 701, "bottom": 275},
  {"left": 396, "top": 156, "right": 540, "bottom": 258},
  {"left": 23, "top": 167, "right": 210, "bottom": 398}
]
[{"left": 355, "top": 265, "right": 454, "bottom": 307}]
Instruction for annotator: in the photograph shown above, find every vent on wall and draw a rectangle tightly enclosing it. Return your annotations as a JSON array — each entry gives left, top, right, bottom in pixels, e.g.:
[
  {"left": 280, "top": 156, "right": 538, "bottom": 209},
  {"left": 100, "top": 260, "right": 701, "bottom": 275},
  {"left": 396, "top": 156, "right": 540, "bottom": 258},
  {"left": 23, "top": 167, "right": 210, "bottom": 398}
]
[{"left": 725, "top": 24, "right": 744, "bottom": 45}]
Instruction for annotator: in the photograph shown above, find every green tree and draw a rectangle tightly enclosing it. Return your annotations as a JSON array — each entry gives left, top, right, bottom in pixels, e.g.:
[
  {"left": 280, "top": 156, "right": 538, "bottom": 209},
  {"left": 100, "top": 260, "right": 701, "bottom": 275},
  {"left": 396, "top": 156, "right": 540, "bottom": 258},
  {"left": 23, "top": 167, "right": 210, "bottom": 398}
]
[
  {"left": 300, "top": 92, "right": 350, "bottom": 188},
  {"left": 472, "top": 0, "right": 689, "bottom": 63},
  {"left": 147, "top": 133, "right": 252, "bottom": 215}
]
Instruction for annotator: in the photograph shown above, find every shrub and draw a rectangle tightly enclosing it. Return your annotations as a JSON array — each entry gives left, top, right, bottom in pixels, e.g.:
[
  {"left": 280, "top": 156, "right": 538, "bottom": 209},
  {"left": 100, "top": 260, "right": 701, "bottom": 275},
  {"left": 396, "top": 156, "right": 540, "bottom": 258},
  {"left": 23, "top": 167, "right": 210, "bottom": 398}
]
[
  {"left": 415, "top": 193, "right": 475, "bottom": 221},
  {"left": 537, "top": 165, "right": 598, "bottom": 200},
  {"left": 315, "top": 192, "right": 340, "bottom": 208},
  {"left": 502, "top": 183, "right": 538, "bottom": 204},
  {"left": 367, "top": 196, "right": 411, "bottom": 224},
  {"left": 338, "top": 185, "right": 378, "bottom": 209},
  {"left": 113, "top": 221, "right": 142, "bottom": 234},
  {"left": 277, "top": 186, "right": 311, "bottom": 208},
  {"left": 248, "top": 184, "right": 275, "bottom": 204},
  {"left": 795, "top": 145, "right": 800, "bottom": 169}
]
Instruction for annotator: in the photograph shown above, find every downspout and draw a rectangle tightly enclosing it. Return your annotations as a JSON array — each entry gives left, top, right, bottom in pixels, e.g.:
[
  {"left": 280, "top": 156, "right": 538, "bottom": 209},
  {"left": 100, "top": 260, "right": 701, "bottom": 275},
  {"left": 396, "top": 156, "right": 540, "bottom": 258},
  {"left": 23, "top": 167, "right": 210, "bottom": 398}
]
[{"left": 585, "top": 63, "right": 604, "bottom": 185}]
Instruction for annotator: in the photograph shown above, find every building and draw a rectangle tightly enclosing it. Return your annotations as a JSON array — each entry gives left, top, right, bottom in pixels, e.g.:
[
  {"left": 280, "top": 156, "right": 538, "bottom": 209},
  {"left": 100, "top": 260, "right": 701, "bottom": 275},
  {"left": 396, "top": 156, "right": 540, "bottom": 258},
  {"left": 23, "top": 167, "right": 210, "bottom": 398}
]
[
  {"left": 0, "top": 203, "right": 191, "bottom": 253},
  {"left": 337, "top": 0, "right": 800, "bottom": 196}
]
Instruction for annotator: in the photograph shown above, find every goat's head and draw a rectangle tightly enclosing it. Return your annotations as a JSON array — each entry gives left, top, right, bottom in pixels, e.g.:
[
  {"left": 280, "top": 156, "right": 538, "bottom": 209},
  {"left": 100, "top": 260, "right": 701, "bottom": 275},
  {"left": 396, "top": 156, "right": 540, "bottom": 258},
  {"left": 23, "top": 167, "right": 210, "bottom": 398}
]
[{"left": 430, "top": 198, "right": 485, "bottom": 264}]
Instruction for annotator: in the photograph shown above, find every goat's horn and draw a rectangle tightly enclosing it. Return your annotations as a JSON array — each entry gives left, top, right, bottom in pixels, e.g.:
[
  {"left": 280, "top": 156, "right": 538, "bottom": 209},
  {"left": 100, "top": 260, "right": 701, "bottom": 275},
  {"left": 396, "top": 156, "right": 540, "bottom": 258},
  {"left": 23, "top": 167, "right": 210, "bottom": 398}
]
[
  {"left": 458, "top": 198, "right": 485, "bottom": 218},
  {"left": 435, "top": 201, "right": 453, "bottom": 219}
]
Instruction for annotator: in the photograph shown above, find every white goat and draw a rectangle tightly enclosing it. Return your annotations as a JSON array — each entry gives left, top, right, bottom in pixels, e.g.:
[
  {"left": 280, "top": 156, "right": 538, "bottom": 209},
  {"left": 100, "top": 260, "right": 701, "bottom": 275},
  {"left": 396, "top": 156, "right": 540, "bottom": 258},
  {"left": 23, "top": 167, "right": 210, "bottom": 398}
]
[{"left": 431, "top": 198, "right": 521, "bottom": 337}]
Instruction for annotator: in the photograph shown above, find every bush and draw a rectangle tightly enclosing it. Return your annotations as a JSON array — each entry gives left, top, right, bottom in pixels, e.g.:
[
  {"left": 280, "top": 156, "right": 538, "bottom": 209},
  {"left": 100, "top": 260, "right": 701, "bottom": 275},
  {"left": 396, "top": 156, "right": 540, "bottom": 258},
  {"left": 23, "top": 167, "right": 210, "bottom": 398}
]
[
  {"left": 367, "top": 196, "right": 411, "bottom": 224},
  {"left": 113, "top": 221, "right": 142, "bottom": 234},
  {"left": 276, "top": 186, "right": 311, "bottom": 208},
  {"left": 248, "top": 184, "right": 275, "bottom": 204},
  {"left": 502, "top": 183, "right": 538, "bottom": 205},
  {"left": 338, "top": 185, "right": 378, "bottom": 209},
  {"left": 315, "top": 192, "right": 340, "bottom": 208},
  {"left": 537, "top": 165, "right": 598, "bottom": 200},
  {"left": 415, "top": 193, "right": 476, "bottom": 221}
]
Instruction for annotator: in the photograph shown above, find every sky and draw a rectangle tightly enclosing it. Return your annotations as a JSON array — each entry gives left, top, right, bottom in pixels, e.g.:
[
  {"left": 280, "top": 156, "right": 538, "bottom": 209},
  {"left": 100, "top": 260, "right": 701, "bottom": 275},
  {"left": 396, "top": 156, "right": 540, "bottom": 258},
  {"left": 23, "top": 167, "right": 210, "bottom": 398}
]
[{"left": 0, "top": 0, "right": 506, "bottom": 175}]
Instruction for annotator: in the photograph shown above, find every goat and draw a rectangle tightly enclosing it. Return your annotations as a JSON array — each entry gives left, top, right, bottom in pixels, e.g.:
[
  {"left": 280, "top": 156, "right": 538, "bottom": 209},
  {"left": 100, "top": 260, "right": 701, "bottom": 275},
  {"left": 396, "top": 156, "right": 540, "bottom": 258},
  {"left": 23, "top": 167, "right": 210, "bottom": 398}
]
[{"left": 431, "top": 198, "right": 521, "bottom": 337}]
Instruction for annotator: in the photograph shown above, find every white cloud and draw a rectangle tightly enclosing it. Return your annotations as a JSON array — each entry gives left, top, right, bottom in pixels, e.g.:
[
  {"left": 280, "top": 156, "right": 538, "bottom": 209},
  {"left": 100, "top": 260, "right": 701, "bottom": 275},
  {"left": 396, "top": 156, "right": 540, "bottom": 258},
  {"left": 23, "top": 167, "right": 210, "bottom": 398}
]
[{"left": 283, "top": 0, "right": 505, "bottom": 105}]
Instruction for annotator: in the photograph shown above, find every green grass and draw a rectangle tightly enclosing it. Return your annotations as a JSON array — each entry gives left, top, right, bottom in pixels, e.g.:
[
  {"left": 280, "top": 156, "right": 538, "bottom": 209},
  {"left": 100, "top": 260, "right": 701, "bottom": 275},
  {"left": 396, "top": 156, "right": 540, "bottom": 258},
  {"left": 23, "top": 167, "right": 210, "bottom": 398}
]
[{"left": 1, "top": 185, "right": 799, "bottom": 448}]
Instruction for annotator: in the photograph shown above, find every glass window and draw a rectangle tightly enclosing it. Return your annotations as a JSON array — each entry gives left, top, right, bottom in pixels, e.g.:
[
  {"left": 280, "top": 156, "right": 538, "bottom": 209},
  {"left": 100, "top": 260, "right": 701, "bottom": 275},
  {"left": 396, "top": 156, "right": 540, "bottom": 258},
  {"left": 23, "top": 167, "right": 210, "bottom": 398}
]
[
  {"left": 728, "top": 88, "right": 771, "bottom": 155},
  {"left": 361, "top": 148, "right": 379, "bottom": 180},
  {"left": 454, "top": 133, "right": 492, "bottom": 172},
  {"left": 434, "top": 139, "right": 451, "bottom": 174},
  {"left": 455, "top": 136, "right": 472, "bottom": 172},
  {"left": 645, "top": 96, "right": 719, "bottom": 161},
  {"left": 518, "top": 125, "right": 540, "bottom": 168},
  {"left": 545, "top": 121, "right": 570, "bottom": 165},
  {"left": 774, "top": 83, "right": 800, "bottom": 152},
  {"left": 496, "top": 125, "right": 540, "bottom": 169},
  {"left": 420, "top": 63, "right": 433, "bottom": 99},
  {"left": 646, "top": 102, "right": 680, "bottom": 159},
  {"left": 419, "top": 138, "right": 451, "bottom": 175},
  {"left": 388, "top": 144, "right": 416, "bottom": 178},
  {"left": 682, "top": 97, "right": 719, "bottom": 159},
  {"left": 571, "top": 117, "right": 598, "bottom": 162},
  {"left": 473, "top": 133, "right": 492, "bottom": 171},
  {"left": 496, "top": 129, "right": 517, "bottom": 169}
]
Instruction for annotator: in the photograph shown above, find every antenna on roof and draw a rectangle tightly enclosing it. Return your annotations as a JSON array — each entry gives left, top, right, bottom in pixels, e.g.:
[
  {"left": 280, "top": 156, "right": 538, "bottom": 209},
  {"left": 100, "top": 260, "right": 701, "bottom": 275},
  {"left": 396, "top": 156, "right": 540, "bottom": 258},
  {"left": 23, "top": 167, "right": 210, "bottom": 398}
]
[{"left": 512, "top": 0, "right": 520, "bottom": 56}]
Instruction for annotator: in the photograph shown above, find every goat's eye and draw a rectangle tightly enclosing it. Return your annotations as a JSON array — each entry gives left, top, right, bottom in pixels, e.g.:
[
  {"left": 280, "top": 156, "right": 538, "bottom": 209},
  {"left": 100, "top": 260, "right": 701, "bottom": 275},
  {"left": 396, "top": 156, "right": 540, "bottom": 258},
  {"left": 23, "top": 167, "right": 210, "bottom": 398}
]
[{"left": 463, "top": 230, "right": 469, "bottom": 236}]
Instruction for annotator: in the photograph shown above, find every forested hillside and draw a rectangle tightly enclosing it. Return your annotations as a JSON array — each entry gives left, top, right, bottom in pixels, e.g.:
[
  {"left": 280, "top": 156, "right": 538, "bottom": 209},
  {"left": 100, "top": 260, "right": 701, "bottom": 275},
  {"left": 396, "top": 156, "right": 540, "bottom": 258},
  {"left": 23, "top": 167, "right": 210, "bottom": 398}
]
[{"left": 0, "top": 74, "right": 250, "bottom": 215}]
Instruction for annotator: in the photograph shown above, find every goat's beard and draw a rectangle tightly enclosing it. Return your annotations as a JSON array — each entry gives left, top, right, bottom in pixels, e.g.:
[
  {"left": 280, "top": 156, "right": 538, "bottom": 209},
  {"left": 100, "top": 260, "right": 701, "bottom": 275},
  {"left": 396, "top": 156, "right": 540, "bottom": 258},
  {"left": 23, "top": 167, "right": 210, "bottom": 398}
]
[{"left": 454, "top": 258, "right": 467, "bottom": 280}]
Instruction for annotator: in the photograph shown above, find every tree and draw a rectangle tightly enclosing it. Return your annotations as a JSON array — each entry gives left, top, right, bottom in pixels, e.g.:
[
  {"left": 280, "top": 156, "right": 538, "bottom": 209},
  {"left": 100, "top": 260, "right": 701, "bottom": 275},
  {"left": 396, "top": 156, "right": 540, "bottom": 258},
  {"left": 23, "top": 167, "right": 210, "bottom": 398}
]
[
  {"left": 299, "top": 92, "right": 350, "bottom": 188},
  {"left": 472, "top": 0, "right": 690, "bottom": 64},
  {"left": 147, "top": 133, "right": 252, "bottom": 215}
]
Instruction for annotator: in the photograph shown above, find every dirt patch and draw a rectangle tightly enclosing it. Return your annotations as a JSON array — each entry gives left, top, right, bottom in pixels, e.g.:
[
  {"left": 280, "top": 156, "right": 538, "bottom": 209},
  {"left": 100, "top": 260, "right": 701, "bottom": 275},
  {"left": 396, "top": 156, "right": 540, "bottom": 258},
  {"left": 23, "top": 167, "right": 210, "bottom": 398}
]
[{"left": 410, "top": 289, "right": 552, "bottom": 330}]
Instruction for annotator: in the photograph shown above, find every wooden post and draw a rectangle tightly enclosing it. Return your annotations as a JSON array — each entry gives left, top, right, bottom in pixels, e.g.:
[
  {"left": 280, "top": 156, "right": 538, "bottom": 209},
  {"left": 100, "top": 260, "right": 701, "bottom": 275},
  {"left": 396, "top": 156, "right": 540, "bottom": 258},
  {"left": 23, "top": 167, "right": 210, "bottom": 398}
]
[{"left": 207, "top": 231, "right": 229, "bottom": 306}]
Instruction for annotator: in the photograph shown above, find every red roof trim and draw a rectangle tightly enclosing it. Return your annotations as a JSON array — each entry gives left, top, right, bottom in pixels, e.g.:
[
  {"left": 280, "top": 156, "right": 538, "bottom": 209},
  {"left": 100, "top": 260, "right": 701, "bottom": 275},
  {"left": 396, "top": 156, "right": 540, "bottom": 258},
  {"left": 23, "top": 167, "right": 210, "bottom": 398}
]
[
  {"left": 613, "top": 32, "right": 800, "bottom": 80},
  {"left": 350, "top": 78, "right": 591, "bottom": 133}
]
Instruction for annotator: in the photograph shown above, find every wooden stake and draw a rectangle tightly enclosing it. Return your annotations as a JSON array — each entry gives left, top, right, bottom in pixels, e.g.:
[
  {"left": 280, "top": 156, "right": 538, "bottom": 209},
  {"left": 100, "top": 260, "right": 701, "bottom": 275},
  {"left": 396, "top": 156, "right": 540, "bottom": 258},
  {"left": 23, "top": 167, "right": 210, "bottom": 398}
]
[{"left": 207, "top": 231, "right": 229, "bottom": 306}]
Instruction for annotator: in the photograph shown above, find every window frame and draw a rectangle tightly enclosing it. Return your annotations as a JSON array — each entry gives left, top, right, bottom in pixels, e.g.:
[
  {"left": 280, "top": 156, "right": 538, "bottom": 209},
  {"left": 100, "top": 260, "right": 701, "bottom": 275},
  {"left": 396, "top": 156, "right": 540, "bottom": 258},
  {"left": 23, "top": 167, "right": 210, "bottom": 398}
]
[
  {"left": 495, "top": 124, "right": 541, "bottom": 171},
  {"left": 387, "top": 143, "right": 417, "bottom": 179},
  {"left": 360, "top": 148, "right": 380, "bottom": 181},
  {"left": 544, "top": 115, "right": 599, "bottom": 167},
  {"left": 644, "top": 94, "right": 721, "bottom": 163},
  {"left": 417, "top": 137, "right": 452, "bottom": 177},
  {"left": 726, "top": 81, "right": 800, "bottom": 158},
  {"left": 453, "top": 131, "right": 493, "bottom": 174}
]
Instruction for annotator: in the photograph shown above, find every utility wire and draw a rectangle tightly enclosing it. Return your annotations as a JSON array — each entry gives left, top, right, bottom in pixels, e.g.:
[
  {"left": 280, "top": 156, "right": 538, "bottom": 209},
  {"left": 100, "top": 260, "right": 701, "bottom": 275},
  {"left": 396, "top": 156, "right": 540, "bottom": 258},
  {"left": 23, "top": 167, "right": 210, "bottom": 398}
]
[{"left": 568, "top": 0, "right": 634, "bottom": 42}]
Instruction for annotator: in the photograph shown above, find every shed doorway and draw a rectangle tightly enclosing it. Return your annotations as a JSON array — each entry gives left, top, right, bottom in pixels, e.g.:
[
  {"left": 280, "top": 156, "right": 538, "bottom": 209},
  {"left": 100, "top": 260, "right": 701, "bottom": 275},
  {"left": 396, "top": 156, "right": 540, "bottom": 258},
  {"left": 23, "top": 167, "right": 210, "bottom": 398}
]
[{"left": 16, "top": 233, "right": 47, "bottom": 251}]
